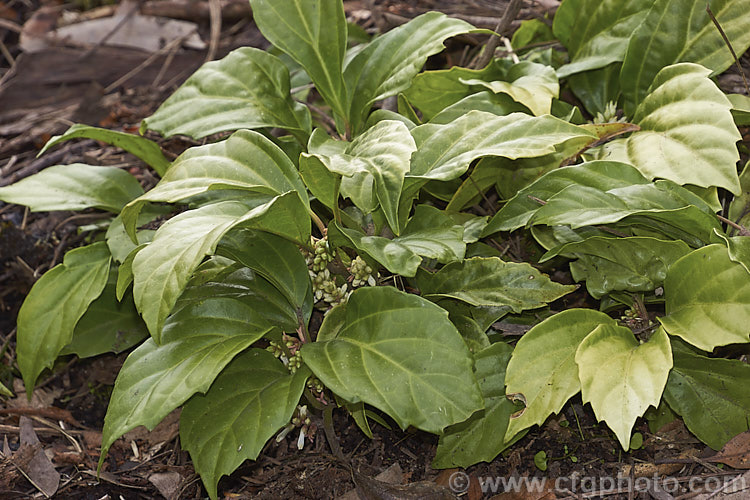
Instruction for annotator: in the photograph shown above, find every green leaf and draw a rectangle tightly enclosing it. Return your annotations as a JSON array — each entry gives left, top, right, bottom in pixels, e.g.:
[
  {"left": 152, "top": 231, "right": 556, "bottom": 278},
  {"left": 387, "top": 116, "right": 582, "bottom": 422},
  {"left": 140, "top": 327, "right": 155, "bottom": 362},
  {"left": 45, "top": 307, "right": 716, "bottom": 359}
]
[
  {"left": 505, "top": 309, "right": 616, "bottom": 439},
  {"left": 16, "top": 242, "right": 111, "bottom": 395},
  {"left": 534, "top": 451, "right": 548, "bottom": 471},
  {"left": 417, "top": 257, "right": 575, "bottom": 312},
  {"left": 330, "top": 205, "right": 465, "bottom": 277},
  {"left": 576, "top": 325, "right": 672, "bottom": 450},
  {"left": 461, "top": 61, "right": 559, "bottom": 116},
  {"left": 309, "top": 120, "right": 416, "bottom": 233},
  {"left": 303, "top": 129, "right": 381, "bottom": 215},
  {"left": 181, "top": 349, "right": 309, "bottom": 499},
  {"left": 729, "top": 161, "right": 750, "bottom": 229},
  {"left": 141, "top": 47, "right": 311, "bottom": 139},
  {"left": 521, "top": 179, "right": 721, "bottom": 245},
  {"left": 301, "top": 287, "right": 482, "bottom": 433},
  {"left": 39, "top": 124, "right": 170, "bottom": 176},
  {"left": 105, "top": 206, "right": 167, "bottom": 263},
  {"left": 249, "top": 0, "right": 348, "bottom": 119},
  {"left": 530, "top": 225, "right": 615, "bottom": 253},
  {"left": 132, "top": 195, "right": 309, "bottom": 339},
  {"left": 344, "top": 11, "right": 476, "bottom": 132},
  {"left": 436, "top": 300, "right": 494, "bottom": 353},
  {"left": 408, "top": 111, "right": 596, "bottom": 181},
  {"left": 660, "top": 244, "right": 750, "bottom": 351},
  {"left": 132, "top": 202, "right": 250, "bottom": 339},
  {"left": 392, "top": 205, "right": 466, "bottom": 261},
  {"left": 61, "top": 271, "right": 148, "bottom": 358},
  {"left": 494, "top": 155, "right": 568, "bottom": 202},
  {"left": 217, "top": 228, "right": 312, "bottom": 318},
  {"left": 116, "top": 244, "right": 144, "bottom": 300},
  {"left": 0, "top": 164, "right": 143, "bottom": 213},
  {"left": 452, "top": 214, "right": 489, "bottom": 244},
  {"left": 663, "top": 343, "right": 750, "bottom": 450},
  {"left": 448, "top": 152, "right": 576, "bottom": 213},
  {"left": 566, "top": 64, "right": 622, "bottom": 116},
  {"left": 434, "top": 342, "right": 526, "bottom": 468},
  {"left": 621, "top": 0, "right": 750, "bottom": 114},
  {"left": 400, "top": 112, "right": 594, "bottom": 229},
  {"left": 430, "top": 92, "right": 529, "bottom": 125},
  {"left": 403, "top": 60, "right": 509, "bottom": 120},
  {"left": 728, "top": 93, "right": 750, "bottom": 126},
  {"left": 100, "top": 286, "right": 277, "bottom": 469},
  {"left": 645, "top": 400, "right": 678, "bottom": 433},
  {"left": 298, "top": 153, "right": 338, "bottom": 209},
  {"left": 122, "top": 129, "right": 309, "bottom": 238},
  {"left": 0, "top": 381, "right": 12, "bottom": 398},
  {"left": 716, "top": 233, "right": 750, "bottom": 275},
  {"left": 602, "top": 63, "right": 742, "bottom": 194},
  {"left": 485, "top": 161, "right": 647, "bottom": 234},
  {"left": 364, "top": 109, "right": 417, "bottom": 131},
  {"left": 176, "top": 267, "right": 299, "bottom": 332},
  {"left": 553, "top": 0, "right": 651, "bottom": 77},
  {"left": 540, "top": 236, "right": 692, "bottom": 298},
  {"left": 511, "top": 19, "right": 555, "bottom": 50}
]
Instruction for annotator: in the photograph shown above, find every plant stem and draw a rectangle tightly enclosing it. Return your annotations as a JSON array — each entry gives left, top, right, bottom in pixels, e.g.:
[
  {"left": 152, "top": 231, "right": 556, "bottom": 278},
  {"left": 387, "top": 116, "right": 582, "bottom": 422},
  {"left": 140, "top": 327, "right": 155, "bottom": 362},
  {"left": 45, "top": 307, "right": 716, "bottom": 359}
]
[
  {"left": 322, "top": 405, "right": 345, "bottom": 461},
  {"left": 332, "top": 176, "right": 343, "bottom": 226},
  {"left": 310, "top": 209, "right": 327, "bottom": 236},
  {"left": 472, "top": 0, "right": 523, "bottom": 69},
  {"left": 706, "top": 4, "right": 750, "bottom": 95},
  {"left": 717, "top": 214, "right": 750, "bottom": 236}
]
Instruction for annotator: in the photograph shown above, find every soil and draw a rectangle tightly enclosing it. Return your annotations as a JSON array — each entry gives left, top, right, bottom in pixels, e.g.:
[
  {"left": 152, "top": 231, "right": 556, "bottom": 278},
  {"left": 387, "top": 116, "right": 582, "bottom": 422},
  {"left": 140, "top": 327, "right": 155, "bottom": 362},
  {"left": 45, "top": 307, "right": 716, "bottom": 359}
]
[{"left": 1, "top": 1, "right": 749, "bottom": 499}]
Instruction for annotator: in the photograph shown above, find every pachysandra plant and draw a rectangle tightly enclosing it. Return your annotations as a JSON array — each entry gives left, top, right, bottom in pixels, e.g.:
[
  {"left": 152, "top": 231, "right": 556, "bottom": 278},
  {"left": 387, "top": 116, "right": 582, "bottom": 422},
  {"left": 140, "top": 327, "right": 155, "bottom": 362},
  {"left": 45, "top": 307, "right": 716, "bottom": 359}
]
[{"left": 2, "top": 0, "right": 750, "bottom": 496}]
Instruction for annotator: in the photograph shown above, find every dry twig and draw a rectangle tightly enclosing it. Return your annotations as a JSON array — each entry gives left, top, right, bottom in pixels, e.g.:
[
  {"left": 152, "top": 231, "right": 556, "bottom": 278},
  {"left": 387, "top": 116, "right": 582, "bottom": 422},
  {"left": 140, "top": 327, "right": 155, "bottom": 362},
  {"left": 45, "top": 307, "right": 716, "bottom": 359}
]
[{"left": 472, "top": 0, "right": 523, "bottom": 69}]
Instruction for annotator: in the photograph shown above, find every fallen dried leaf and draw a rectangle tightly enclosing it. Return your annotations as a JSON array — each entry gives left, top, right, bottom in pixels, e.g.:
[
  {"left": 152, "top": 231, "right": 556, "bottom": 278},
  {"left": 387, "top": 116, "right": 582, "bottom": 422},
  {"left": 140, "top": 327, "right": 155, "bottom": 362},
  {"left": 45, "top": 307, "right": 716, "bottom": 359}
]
[
  {"left": 149, "top": 471, "right": 184, "bottom": 500},
  {"left": 709, "top": 431, "right": 750, "bottom": 469},
  {"left": 434, "top": 469, "right": 483, "bottom": 500},
  {"left": 337, "top": 463, "right": 403, "bottom": 500},
  {"left": 488, "top": 477, "right": 559, "bottom": 500},
  {"left": 124, "top": 408, "right": 180, "bottom": 448},
  {"left": 16, "top": 416, "right": 59, "bottom": 497},
  {"left": 354, "top": 470, "right": 457, "bottom": 500},
  {"left": 620, "top": 461, "right": 684, "bottom": 478}
]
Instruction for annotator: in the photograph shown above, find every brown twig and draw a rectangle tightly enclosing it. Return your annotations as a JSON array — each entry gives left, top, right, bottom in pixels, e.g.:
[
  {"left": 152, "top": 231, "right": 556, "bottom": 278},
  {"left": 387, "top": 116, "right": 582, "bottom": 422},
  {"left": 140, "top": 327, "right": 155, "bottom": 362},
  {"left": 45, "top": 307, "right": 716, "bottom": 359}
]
[
  {"left": 717, "top": 213, "right": 750, "bottom": 236},
  {"left": 298, "top": 99, "right": 341, "bottom": 138},
  {"left": 152, "top": 36, "right": 182, "bottom": 87},
  {"left": 560, "top": 124, "right": 641, "bottom": 167},
  {"left": 0, "top": 51, "right": 21, "bottom": 94},
  {"left": 205, "top": 0, "right": 222, "bottom": 63},
  {"left": 0, "top": 140, "right": 95, "bottom": 187},
  {"left": 78, "top": 0, "right": 141, "bottom": 61},
  {"left": 104, "top": 34, "right": 189, "bottom": 93},
  {"left": 527, "top": 194, "right": 547, "bottom": 205},
  {"left": 0, "top": 39, "right": 14, "bottom": 66},
  {"left": 706, "top": 4, "right": 749, "bottom": 95},
  {"left": 0, "top": 18, "right": 22, "bottom": 33},
  {"left": 467, "top": 174, "right": 497, "bottom": 215},
  {"left": 472, "top": 0, "right": 523, "bottom": 69}
]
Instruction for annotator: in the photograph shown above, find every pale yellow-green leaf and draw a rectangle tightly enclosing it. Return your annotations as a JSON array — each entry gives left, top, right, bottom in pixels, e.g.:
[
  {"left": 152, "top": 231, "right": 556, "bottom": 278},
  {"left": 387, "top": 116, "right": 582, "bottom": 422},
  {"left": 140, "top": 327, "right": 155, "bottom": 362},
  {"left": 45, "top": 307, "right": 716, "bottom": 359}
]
[
  {"left": 576, "top": 325, "right": 672, "bottom": 450},
  {"left": 504, "top": 309, "right": 615, "bottom": 439}
]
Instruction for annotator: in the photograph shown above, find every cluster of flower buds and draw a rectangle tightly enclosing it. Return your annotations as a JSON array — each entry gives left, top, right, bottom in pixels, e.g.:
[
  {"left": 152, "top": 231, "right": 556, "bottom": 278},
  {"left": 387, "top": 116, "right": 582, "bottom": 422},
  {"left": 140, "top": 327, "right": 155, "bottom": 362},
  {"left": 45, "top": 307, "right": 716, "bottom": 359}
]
[
  {"left": 310, "top": 268, "right": 348, "bottom": 306},
  {"left": 305, "top": 376, "right": 329, "bottom": 405},
  {"left": 276, "top": 405, "right": 312, "bottom": 450},
  {"left": 306, "top": 376, "right": 324, "bottom": 393},
  {"left": 349, "top": 256, "right": 377, "bottom": 287},
  {"left": 309, "top": 237, "right": 333, "bottom": 272},
  {"left": 266, "top": 334, "right": 303, "bottom": 373},
  {"left": 619, "top": 307, "right": 646, "bottom": 331},
  {"left": 593, "top": 101, "right": 626, "bottom": 124}
]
